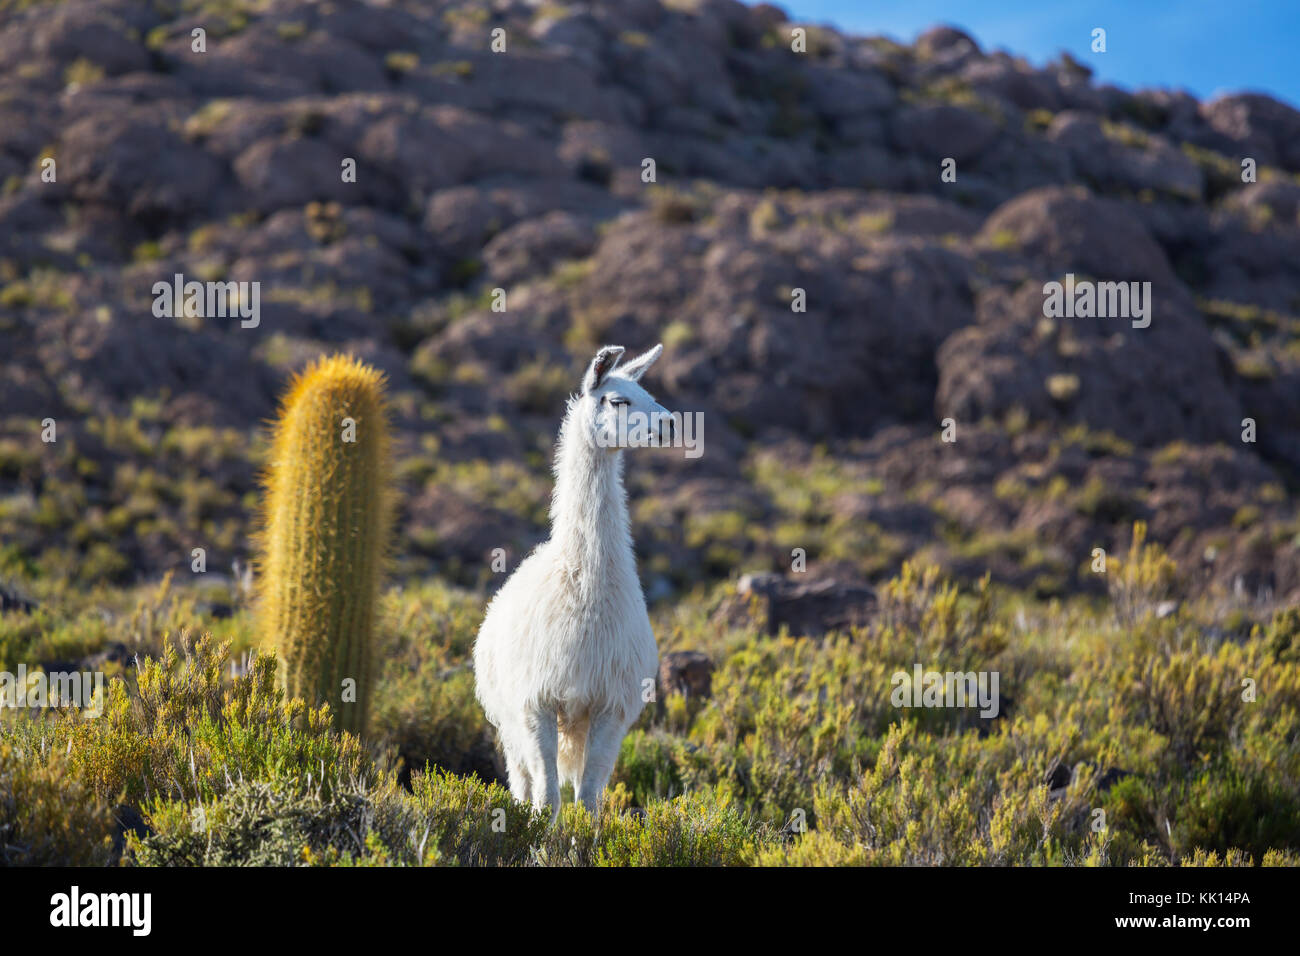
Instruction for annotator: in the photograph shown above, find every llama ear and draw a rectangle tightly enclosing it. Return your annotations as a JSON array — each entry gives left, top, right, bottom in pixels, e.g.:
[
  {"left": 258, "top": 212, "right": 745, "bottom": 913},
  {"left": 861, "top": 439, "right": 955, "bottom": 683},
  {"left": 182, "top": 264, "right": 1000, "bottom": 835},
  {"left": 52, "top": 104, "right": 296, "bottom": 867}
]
[
  {"left": 582, "top": 345, "right": 625, "bottom": 393},
  {"left": 618, "top": 343, "right": 663, "bottom": 382}
]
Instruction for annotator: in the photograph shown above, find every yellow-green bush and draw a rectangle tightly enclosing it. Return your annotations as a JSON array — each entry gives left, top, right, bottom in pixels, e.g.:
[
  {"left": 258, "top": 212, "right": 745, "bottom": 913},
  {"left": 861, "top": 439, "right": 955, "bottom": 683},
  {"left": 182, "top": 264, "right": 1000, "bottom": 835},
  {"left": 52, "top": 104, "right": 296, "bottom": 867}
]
[
  {"left": 370, "top": 582, "right": 496, "bottom": 780},
  {"left": 0, "top": 739, "right": 116, "bottom": 865},
  {"left": 2, "top": 632, "right": 371, "bottom": 810}
]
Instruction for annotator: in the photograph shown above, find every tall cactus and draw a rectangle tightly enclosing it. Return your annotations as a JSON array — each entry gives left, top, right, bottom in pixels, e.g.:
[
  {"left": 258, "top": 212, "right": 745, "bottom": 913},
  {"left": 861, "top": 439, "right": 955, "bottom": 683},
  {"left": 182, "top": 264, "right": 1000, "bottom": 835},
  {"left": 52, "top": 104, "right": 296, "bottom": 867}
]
[{"left": 257, "top": 354, "right": 393, "bottom": 735}]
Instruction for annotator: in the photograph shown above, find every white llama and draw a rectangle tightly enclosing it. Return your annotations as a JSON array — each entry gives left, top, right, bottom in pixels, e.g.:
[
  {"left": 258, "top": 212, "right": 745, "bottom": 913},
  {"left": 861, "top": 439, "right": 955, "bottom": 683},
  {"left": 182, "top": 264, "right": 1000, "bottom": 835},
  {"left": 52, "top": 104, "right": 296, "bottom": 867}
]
[{"left": 474, "top": 343, "right": 670, "bottom": 820}]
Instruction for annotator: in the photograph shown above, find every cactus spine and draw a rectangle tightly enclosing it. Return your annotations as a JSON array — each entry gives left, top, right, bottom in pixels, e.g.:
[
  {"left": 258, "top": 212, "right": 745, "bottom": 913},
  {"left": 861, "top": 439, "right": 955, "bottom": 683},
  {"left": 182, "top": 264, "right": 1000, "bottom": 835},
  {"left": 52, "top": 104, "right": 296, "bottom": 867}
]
[{"left": 257, "top": 354, "right": 393, "bottom": 735}]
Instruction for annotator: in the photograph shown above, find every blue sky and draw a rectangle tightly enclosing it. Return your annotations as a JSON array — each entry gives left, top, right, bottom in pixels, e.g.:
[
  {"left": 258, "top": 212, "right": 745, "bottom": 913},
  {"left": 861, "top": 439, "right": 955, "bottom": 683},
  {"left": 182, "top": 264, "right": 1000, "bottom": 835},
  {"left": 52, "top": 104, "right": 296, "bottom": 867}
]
[{"left": 762, "top": 1, "right": 1300, "bottom": 108}]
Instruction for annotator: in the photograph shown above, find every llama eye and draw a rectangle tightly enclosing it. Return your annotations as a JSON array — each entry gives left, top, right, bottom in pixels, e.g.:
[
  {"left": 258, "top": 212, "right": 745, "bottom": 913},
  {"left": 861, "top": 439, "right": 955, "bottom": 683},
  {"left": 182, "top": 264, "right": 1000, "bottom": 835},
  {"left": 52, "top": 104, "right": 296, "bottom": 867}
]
[{"left": 607, "top": 396, "right": 628, "bottom": 406}]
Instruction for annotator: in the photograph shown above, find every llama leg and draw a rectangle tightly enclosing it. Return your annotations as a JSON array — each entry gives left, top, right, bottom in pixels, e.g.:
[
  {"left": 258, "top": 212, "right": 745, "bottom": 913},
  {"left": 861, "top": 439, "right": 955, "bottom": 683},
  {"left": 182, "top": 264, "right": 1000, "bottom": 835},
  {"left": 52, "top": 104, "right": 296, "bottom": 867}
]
[
  {"left": 523, "top": 709, "right": 561, "bottom": 822},
  {"left": 505, "top": 742, "right": 532, "bottom": 805},
  {"left": 575, "top": 712, "right": 629, "bottom": 814}
]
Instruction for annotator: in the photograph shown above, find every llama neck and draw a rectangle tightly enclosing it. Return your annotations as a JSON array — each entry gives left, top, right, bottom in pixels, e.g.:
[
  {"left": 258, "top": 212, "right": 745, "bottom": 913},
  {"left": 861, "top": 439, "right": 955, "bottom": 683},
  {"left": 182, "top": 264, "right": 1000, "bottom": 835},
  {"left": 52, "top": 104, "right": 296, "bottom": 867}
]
[{"left": 550, "top": 406, "right": 633, "bottom": 572}]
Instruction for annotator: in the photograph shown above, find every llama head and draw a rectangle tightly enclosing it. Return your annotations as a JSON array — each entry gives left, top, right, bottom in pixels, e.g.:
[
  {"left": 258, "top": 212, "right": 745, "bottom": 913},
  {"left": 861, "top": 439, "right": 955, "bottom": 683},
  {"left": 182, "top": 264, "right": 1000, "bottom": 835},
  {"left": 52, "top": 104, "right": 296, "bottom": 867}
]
[{"left": 578, "top": 343, "right": 673, "bottom": 452}]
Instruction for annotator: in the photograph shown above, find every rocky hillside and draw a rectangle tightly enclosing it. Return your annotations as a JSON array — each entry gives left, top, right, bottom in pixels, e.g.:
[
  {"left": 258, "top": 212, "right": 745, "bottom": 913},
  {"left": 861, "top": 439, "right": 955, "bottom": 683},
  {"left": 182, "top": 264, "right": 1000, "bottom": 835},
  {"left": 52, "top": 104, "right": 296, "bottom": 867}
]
[{"left": 2, "top": 0, "right": 1299, "bottom": 605}]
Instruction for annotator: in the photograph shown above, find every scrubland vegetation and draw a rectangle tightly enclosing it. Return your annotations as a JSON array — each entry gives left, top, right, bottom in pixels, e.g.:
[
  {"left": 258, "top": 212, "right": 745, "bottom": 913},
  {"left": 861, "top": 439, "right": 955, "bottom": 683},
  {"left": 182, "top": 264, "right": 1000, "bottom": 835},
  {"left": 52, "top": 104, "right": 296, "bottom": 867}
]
[{"left": 3, "top": 527, "right": 1297, "bottom": 867}]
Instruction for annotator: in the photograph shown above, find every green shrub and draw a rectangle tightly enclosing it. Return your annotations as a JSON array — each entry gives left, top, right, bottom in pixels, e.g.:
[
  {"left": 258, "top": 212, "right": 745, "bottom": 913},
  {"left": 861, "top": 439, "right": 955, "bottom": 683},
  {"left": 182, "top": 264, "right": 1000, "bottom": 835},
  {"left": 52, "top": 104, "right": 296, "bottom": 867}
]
[
  {"left": 2, "top": 632, "right": 372, "bottom": 809},
  {"left": 593, "top": 786, "right": 761, "bottom": 866},
  {"left": 0, "top": 740, "right": 116, "bottom": 865},
  {"left": 1108, "top": 522, "right": 1177, "bottom": 625}
]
